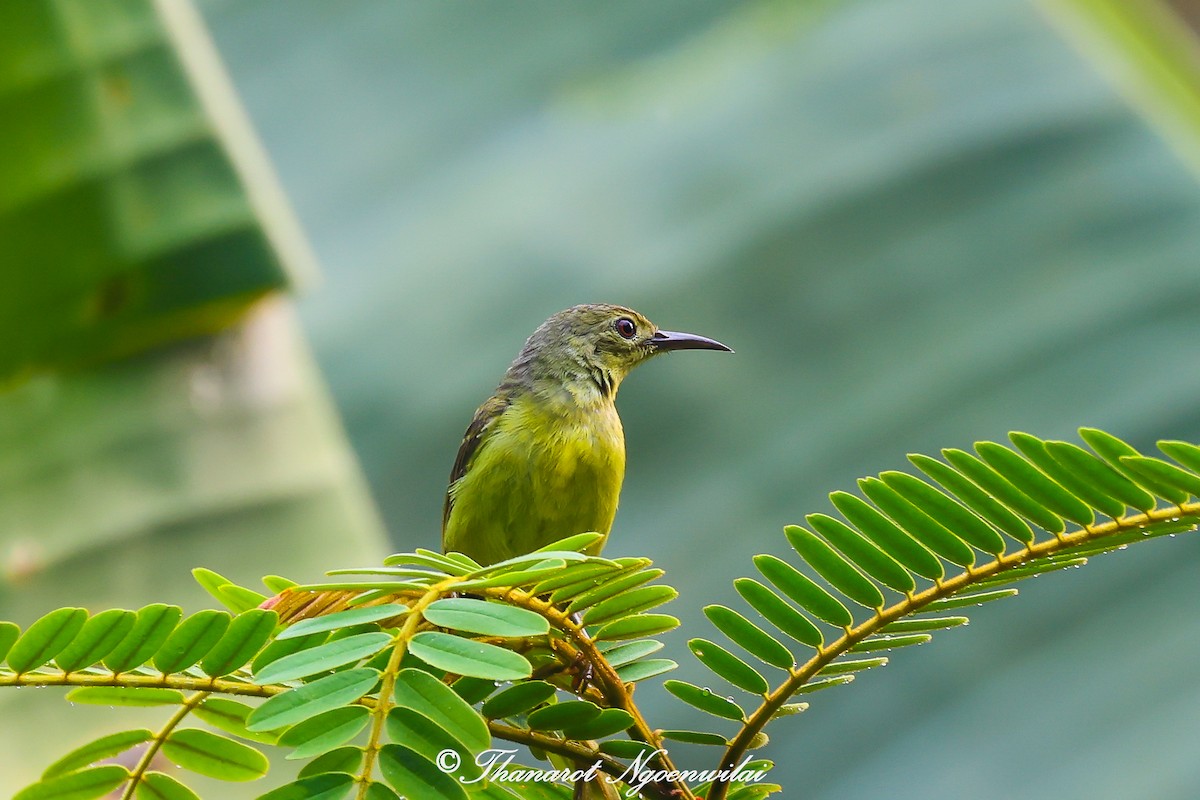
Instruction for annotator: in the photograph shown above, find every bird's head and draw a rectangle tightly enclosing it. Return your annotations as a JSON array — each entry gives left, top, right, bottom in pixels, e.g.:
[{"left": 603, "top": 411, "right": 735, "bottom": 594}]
[{"left": 514, "top": 304, "right": 732, "bottom": 397}]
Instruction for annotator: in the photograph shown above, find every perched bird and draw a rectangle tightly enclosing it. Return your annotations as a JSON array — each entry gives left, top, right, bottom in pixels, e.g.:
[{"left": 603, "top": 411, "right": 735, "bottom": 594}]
[{"left": 442, "top": 303, "right": 731, "bottom": 565}]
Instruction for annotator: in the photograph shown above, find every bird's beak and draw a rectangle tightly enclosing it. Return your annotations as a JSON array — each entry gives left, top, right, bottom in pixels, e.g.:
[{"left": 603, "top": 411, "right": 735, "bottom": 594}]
[{"left": 647, "top": 329, "right": 734, "bottom": 353}]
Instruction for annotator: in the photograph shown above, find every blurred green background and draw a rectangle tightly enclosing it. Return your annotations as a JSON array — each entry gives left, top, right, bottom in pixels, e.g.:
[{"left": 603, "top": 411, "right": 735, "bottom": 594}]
[{"left": 4, "top": 0, "right": 1200, "bottom": 797}]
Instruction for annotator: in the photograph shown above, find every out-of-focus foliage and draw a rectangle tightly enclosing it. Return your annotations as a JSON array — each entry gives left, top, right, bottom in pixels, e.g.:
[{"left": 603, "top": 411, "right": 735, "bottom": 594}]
[
  {"left": 198, "top": 1, "right": 1200, "bottom": 798},
  {"left": 0, "top": 0, "right": 384, "bottom": 793}
]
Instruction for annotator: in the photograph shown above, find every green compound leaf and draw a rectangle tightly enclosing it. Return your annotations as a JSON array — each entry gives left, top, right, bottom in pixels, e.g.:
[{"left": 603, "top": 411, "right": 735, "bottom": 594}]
[
  {"left": 908, "top": 453, "right": 1034, "bottom": 544},
  {"left": 422, "top": 598, "right": 548, "bottom": 637},
  {"left": 161, "top": 728, "right": 268, "bottom": 781},
  {"left": 279, "top": 705, "right": 370, "bottom": 760},
  {"left": 689, "top": 638, "right": 769, "bottom": 694},
  {"left": 7, "top": 607, "right": 88, "bottom": 673},
  {"left": 664, "top": 679, "right": 745, "bottom": 721},
  {"left": 393, "top": 668, "right": 491, "bottom": 754},
  {"left": 733, "top": 579, "right": 822, "bottom": 647},
  {"left": 66, "top": 687, "right": 184, "bottom": 707},
  {"left": 254, "top": 632, "right": 393, "bottom": 685},
  {"left": 135, "top": 771, "right": 201, "bottom": 800},
  {"left": 804, "top": 513, "right": 915, "bottom": 593},
  {"left": 277, "top": 604, "right": 407, "bottom": 640},
  {"left": 53, "top": 609, "right": 136, "bottom": 673},
  {"left": 386, "top": 707, "right": 482, "bottom": 781},
  {"left": 784, "top": 525, "right": 884, "bottom": 609},
  {"left": 152, "top": 609, "right": 230, "bottom": 674},
  {"left": 200, "top": 609, "right": 278, "bottom": 677},
  {"left": 481, "top": 680, "right": 557, "bottom": 719},
  {"left": 593, "top": 613, "right": 679, "bottom": 641},
  {"left": 103, "top": 604, "right": 182, "bottom": 674},
  {"left": 408, "top": 631, "right": 531, "bottom": 681},
  {"left": 255, "top": 773, "right": 354, "bottom": 800},
  {"left": 14, "top": 765, "right": 129, "bottom": 800},
  {"left": 830, "top": 491, "right": 945, "bottom": 579},
  {"left": 753, "top": 554, "right": 851, "bottom": 627},
  {"left": 246, "top": 668, "right": 380, "bottom": 731},
  {"left": 43, "top": 728, "right": 153, "bottom": 778},
  {"left": 378, "top": 744, "right": 467, "bottom": 800},
  {"left": 192, "top": 698, "right": 280, "bottom": 746}
]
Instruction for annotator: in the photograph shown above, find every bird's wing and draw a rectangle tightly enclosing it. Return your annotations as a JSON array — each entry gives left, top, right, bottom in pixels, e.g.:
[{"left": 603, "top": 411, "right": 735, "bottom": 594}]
[{"left": 442, "top": 393, "right": 510, "bottom": 531}]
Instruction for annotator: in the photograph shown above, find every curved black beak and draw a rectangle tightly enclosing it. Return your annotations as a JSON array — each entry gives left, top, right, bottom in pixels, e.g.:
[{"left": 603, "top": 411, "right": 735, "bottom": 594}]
[{"left": 648, "top": 329, "right": 733, "bottom": 353}]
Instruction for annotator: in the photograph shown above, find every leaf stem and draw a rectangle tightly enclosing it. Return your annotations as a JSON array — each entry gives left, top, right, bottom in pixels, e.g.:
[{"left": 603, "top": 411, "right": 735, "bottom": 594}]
[{"left": 119, "top": 691, "right": 206, "bottom": 800}]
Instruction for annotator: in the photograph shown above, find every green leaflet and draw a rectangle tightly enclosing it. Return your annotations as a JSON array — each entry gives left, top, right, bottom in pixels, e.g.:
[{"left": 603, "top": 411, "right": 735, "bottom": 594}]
[
  {"left": 42, "top": 729, "right": 153, "bottom": 778},
  {"left": 393, "top": 668, "right": 491, "bottom": 754},
  {"left": 386, "top": 707, "right": 483, "bottom": 781},
  {"left": 277, "top": 604, "right": 407, "bottom": 640},
  {"left": 0, "top": 621, "right": 19, "bottom": 663},
  {"left": 817, "top": 657, "right": 887, "bottom": 676},
  {"left": 192, "top": 568, "right": 265, "bottom": 613},
  {"left": 908, "top": 453, "right": 1034, "bottom": 544},
  {"left": 527, "top": 700, "right": 602, "bottom": 731},
  {"left": 753, "top": 554, "right": 851, "bottom": 627},
  {"left": 1045, "top": 440, "right": 1157, "bottom": 512},
  {"left": 689, "top": 638, "right": 769, "bottom": 694},
  {"left": 152, "top": 609, "right": 230, "bottom": 674},
  {"left": 160, "top": 728, "right": 268, "bottom": 781},
  {"left": 378, "top": 744, "right": 467, "bottom": 800},
  {"left": 201, "top": 609, "right": 278, "bottom": 677},
  {"left": 878, "top": 470, "right": 1007, "bottom": 555},
  {"left": 881, "top": 616, "right": 968, "bottom": 633},
  {"left": 451, "top": 676, "right": 497, "bottom": 704},
  {"left": 704, "top": 605, "right": 794, "bottom": 669},
  {"left": 566, "top": 567, "right": 664, "bottom": 613},
  {"left": 254, "top": 632, "right": 393, "bottom": 684},
  {"left": 858, "top": 477, "right": 976, "bottom": 567},
  {"left": 561, "top": 708, "right": 636, "bottom": 740},
  {"left": 192, "top": 698, "right": 280, "bottom": 746},
  {"left": 663, "top": 679, "right": 745, "bottom": 721},
  {"left": 246, "top": 668, "right": 380, "bottom": 731},
  {"left": 942, "top": 448, "right": 1063, "bottom": 534},
  {"left": 805, "top": 513, "right": 916, "bottom": 593},
  {"left": 481, "top": 680, "right": 557, "bottom": 719},
  {"left": 103, "top": 605, "right": 183, "bottom": 674},
  {"left": 615, "top": 658, "right": 678, "bottom": 683},
  {"left": 407, "top": 631, "right": 531, "bottom": 681},
  {"left": 7, "top": 607, "right": 88, "bottom": 673},
  {"left": 600, "top": 639, "right": 665, "bottom": 667},
  {"left": 594, "top": 613, "right": 679, "bottom": 641},
  {"left": 661, "top": 730, "right": 728, "bottom": 746},
  {"left": 733, "top": 579, "right": 823, "bottom": 647},
  {"left": 14, "top": 765, "right": 129, "bottom": 800},
  {"left": 581, "top": 584, "right": 678, "bottom": 626},
  {"left": 923, "top": 588, "right": 1017, "bottom": 611},
  {"left": 784, "top": 525, "right": 884, "bottom": 609},
  {"left": 299, "top": 747, "right": 363, "bottom": 778},
  {"left": 975, "top": 441, "right": 1094, "bottom": 526},
  {"left": 255, "top": 773, "right": 354, "bottom": 800},
  {"left": 136, "top": 771, "right": 201, "bottom": 800},
  {"left": 53, "top": 609, "right": 136, "bottom": 673},
  {"left": 1080, "top": 428, "right": 1187, "bottom": 503},
  {"left": 1121, "top": 455, "right": 1200, "bottom": 498},
  {"left": 67, "top": 687, "right": 184, "bottom": 707},
  {"left": 422, "top": 598, "right": 548, "bottom": 637},
  {"left": 279, "top": 705, "right": 370, "bottom": 760},
  {"left": 1010, "top": 432, "right": 1127, "bottom": 520},
  {"left": 829, "top": 491, "right": 944, "bottom": 579}
]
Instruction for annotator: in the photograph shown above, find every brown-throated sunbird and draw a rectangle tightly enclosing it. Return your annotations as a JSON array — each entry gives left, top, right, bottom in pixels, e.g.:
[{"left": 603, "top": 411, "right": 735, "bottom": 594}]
[{"left": 442, "top": 304, "right": 731, "bottom": 565}]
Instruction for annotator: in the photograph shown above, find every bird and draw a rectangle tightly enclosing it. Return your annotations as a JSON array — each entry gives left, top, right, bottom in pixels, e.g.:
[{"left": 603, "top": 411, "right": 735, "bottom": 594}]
[{"left": 441, "top": 303, "right": 731, "bottom": 565}]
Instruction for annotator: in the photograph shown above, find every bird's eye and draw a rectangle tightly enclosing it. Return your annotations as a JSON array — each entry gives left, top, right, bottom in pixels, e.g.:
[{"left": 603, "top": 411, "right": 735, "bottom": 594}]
[{"left": 614, "top": 317, "right": 637, "bottom": 339}]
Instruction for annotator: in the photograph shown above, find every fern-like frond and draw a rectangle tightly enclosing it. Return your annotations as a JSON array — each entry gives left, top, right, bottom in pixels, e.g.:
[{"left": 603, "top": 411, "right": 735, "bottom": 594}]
[{"left": 696, "top": 430, "right": 1200, "bottom": 800}]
